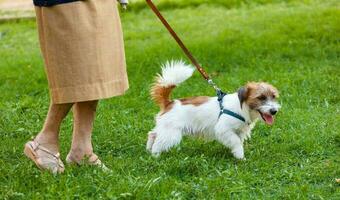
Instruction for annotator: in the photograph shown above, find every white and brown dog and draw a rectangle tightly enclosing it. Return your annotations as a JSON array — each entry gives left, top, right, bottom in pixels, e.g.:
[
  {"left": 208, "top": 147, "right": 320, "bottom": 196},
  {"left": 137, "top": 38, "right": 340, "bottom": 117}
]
[{"left": 146, "top": 61, "right": 280, "bottom": 159}]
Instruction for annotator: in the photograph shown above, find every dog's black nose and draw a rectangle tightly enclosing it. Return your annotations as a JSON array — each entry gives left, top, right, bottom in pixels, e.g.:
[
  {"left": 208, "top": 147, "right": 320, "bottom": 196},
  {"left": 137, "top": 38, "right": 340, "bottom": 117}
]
[{"left": 270, "top": 109, "right": 277, "bottom": 115}]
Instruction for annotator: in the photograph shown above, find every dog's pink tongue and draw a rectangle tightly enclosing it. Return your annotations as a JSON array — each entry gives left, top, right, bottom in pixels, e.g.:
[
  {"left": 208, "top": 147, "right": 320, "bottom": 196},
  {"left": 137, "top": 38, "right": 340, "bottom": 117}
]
[{"left": 263, "top": 114, "right": 274, "bottom": 125}]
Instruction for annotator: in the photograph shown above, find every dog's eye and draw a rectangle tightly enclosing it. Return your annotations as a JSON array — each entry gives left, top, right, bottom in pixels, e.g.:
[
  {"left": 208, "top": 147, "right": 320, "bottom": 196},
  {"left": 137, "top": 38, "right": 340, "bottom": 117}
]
[
  {"left": 272, "top": 95, "right": 276, "bottom": 99},
  {"left": 258, "top": 95, "right": 266, "bottom": 101}
]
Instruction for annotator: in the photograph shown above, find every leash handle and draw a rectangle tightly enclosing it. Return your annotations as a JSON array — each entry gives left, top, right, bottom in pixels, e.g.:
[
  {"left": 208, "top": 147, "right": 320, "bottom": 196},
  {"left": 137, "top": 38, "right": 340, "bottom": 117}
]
[{"left": 146, "top": 0, "right": 211, "bottom": 81}]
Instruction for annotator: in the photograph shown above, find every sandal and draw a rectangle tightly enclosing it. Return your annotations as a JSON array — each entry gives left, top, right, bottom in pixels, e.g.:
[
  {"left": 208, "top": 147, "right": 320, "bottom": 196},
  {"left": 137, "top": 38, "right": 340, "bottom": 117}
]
[
  {"left": 66, "top": 153, "right": 110, "bottom": 172},
  {"left": 24, "top": 141, "right": 65, "bottom": 174}
]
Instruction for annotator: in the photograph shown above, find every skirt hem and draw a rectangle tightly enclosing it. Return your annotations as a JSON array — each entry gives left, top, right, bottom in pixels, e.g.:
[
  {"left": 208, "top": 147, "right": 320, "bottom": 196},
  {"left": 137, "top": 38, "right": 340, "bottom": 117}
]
[{"left": 50, "top": 80, "right": 129, "bottom": 104}]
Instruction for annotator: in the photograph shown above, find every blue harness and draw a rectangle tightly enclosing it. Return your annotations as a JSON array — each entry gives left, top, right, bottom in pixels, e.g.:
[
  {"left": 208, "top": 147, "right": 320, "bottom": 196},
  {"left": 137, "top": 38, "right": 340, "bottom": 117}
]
[{"left": 216, "top": 90, "right": 246, "bottom": 123}]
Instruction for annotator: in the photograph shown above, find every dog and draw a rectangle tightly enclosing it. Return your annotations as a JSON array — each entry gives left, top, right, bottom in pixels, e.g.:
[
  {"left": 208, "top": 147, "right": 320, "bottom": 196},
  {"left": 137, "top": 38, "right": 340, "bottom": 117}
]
[{"left": 146, "top": 60, "right": 280, "bottom": 159}]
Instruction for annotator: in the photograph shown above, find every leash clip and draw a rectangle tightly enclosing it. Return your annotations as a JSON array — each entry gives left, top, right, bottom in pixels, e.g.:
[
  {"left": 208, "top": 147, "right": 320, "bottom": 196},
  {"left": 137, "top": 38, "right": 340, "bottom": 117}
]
[{"left": 207, "top": 79, "right": 221, "bottom": 92}]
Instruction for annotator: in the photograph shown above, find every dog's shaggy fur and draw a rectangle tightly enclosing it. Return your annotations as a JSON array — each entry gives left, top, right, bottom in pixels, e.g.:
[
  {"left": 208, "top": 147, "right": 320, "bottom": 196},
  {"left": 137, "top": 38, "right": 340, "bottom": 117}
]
[{"left": 147, "top": 61, "right": 280, "bottom": 159}]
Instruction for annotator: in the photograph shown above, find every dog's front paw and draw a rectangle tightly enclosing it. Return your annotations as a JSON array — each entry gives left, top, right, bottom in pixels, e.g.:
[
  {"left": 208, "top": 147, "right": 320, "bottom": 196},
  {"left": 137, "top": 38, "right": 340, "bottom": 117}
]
[
  {"left": 233, "top": 153, "right": 245, "bottom": 160},
  {"left": 232, "top": 147, "right": 245, "bottom": 160},
  {"left": 151, "top": 152, "right": 160, "bottom": 158},
  {"left": 238, "top": 157, "right": 246, "bottom": 161}
]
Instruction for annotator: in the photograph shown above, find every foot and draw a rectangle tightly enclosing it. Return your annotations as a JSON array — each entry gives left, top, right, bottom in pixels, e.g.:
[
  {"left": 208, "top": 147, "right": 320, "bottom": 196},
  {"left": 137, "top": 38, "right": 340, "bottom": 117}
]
[
  {"left": 24, "top": 140, "right": 64, "bottom": 174},
  {"left": 232, "top": 146, "right": 245, "bottom": 160},
  {"left": 151, "top": 152, "right": 161, "bottom": 158},
  {"left": 66, "top": 152, "right": 110, "bottom": 172}
]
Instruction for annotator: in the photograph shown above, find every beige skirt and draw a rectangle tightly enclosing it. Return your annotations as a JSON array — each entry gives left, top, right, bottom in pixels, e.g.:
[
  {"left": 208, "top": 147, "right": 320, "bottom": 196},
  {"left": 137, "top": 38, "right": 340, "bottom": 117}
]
[{"left": 35, "top": 0, "right": 129, "bottom": 104}]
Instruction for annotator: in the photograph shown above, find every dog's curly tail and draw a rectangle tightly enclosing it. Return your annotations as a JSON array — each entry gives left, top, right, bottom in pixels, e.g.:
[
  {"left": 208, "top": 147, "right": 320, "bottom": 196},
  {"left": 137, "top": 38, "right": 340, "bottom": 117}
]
[{"left": 151, "top": 60, "right": 195, "bottom": 111}]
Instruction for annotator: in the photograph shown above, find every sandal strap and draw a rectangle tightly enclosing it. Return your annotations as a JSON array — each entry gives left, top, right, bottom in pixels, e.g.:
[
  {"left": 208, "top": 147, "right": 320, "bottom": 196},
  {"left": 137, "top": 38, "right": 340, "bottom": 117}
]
[
  {"left": 87, "top": 154, "right": 100, "bottom": 165},
  {"left": 66, "top": 153, "right": 110, "bottom": 172},
  {"left": 87, "top": 154, "right": 110, "bottom": 172},
  {"left": 30, "top": 141, "right": 61, "bottom": 160},
  {"left": 28, "top": 141, "right": 64, "bottom": 168}
]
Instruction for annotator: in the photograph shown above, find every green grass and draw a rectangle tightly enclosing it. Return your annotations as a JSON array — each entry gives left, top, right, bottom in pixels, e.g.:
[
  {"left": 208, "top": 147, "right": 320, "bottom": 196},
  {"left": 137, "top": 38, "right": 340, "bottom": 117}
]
[{"left": 0, "top": 0, "right": 339, "bottom": 199}]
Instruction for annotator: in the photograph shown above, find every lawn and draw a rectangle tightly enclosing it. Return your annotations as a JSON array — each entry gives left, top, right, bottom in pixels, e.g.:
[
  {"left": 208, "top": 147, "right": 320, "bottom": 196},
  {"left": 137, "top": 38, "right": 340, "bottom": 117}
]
[{"left": 0, "top": 0, "right": 339, "bottom": 199}]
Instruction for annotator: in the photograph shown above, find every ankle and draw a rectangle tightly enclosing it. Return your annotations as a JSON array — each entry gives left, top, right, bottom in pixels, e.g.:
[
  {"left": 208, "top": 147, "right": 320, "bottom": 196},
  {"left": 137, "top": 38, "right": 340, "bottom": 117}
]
[
  {"left": 34, "top": 133, "right": 59, "bottom": 153},
  {"left": 35, "top": 131, "right": 58, "bottom": 142},
  {"left": 68, "top": 147, "right": 93, "bottom": 162}
]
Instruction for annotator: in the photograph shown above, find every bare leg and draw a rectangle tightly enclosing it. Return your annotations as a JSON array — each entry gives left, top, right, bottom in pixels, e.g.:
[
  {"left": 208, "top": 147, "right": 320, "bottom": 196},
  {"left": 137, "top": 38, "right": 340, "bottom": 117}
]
[
  {"left": 24, "top": 102, "right": 73, "bottom": 173},
  {"left": 35, "top": 103, "right": 73, "bottom": 153},
  {"left": 66, "top": 100, "right": 99, "bottom": 163}
]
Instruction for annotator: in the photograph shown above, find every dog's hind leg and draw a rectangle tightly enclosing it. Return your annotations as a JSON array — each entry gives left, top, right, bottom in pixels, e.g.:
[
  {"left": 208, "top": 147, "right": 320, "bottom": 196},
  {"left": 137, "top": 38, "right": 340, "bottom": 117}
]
[
  {"left": 146, "top": 131, "right": 157, "bottom": 152},
  {"left": 150, "top": 128, "right": 183, "bottom": 157}
]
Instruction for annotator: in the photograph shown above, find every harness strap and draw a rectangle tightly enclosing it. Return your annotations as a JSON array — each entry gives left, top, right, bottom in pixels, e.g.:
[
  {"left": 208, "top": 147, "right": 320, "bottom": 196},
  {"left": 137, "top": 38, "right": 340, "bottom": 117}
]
[
  {"left": 219, "top": 109, "right": 246, "bottom": 122},
  {"left": 217, "top": 90, "right": 246, "bottom": 123}
]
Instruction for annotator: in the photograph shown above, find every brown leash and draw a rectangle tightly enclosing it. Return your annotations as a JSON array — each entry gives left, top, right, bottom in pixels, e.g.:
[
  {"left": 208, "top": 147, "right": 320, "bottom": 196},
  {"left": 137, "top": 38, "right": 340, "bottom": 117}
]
[
  {"left": 146, "top": 0, "right": 220, "bottom": 90},
  {"left": 145, "top": 1, "right": 249, "bottom": 122}
]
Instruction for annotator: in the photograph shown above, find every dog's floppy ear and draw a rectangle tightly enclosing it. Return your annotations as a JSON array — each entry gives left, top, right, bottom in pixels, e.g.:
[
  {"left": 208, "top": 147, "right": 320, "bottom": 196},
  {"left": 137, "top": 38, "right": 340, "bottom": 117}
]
[{"left": 238, "top": 87, "right": 247, "bottom": 108}]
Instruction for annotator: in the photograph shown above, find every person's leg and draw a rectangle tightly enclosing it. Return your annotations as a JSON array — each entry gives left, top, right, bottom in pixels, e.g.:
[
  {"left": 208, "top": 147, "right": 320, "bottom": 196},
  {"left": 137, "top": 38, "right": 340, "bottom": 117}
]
[
  {"left": 66, "top": 100, "right": 99, "bottom": 163},
  {"left": 34, "top": 103, "right": 73, "bottom": 153},
  {"left": 24, "top": 102, "right": 73, "bottom": 173}
]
